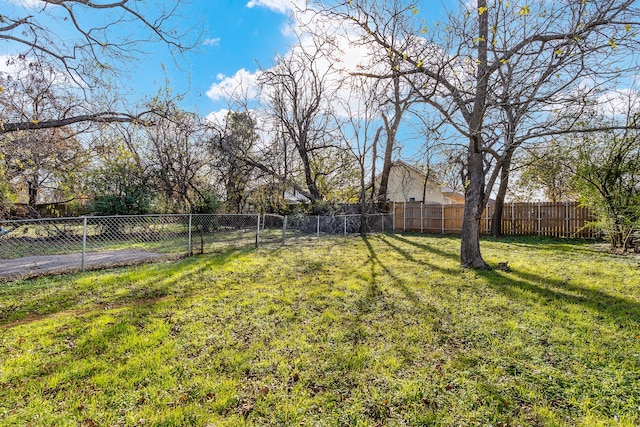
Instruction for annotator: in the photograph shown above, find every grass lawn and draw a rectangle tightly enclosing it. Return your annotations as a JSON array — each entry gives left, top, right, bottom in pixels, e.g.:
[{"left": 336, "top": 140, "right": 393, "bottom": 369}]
[{"left": 0, "top": 234, "right": 639, "bottom": 426}]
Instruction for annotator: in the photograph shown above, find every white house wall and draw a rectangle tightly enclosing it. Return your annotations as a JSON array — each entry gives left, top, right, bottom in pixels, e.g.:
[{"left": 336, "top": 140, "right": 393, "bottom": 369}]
[{"left": 385, "top": 165, "right": 445, "bottom": 204}]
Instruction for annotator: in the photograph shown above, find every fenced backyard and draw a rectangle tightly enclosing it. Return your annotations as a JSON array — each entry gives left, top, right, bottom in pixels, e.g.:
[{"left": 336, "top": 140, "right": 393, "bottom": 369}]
[
  {"left": 0, "top": 203, "right": 597, "bottom": 280},
  {"left": 394, "top": 201, "right": 597, "bottom": 238},
  {"left": 0, "top": 213, "right": 392, "bottom": 279},
  {"left": 2, "top": 234, "right": 638, "bottom": 425}
]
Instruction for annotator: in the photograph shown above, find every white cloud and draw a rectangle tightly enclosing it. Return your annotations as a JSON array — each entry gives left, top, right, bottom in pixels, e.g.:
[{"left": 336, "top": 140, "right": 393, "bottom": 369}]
[
  {"left": 245, "top": 0, "right": 297, "bottom": 14},
  {"left": 596, "top": 87, "right": 640, "bottom": 117},
  {"left": 204, "top": 108, "right": 230, "bottom": 125},
  {"left": 204, "top": 2, "right": 425, "bottom": 123},
  {"left": 202, "top": 38, "right": 221, "bottom": 47},
  {"left": 0, "top": 55, "right": 23, "bottom": 75},
  {"left": 206, "top": 68, "right": 260, "bottom": 101}
]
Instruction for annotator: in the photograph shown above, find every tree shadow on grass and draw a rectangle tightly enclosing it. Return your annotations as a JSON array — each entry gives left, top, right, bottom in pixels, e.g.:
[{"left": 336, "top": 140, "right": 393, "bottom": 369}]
[
  {"left": 375, "top": 234, "right": 461, "bottom": 274},
  {"left": 361, "top": 236, "right": 422, "bottom": 307},
  {"left": 477, "top": 266, "right": 640, "bottom": 326},
  {"left": 482, "top": 235, "right": 599, "bottom": 256},
  {"left": 384, "top": 233, "right": 460, "bottom": 263},
  {"left": 370, "top": 233, "right": 639, "bottom": 325},
  {"left": 0, "top": 247, "right": 252, "bottom": 327},
  {"left": 360, "top": 236, "right": 456, "bottom": 319}
]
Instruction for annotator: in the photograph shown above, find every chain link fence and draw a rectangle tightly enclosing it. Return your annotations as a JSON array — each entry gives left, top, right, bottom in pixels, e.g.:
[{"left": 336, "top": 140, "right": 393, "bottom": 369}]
[
  {"left": 0, "top": 213, "right": 392, "bottom": 279},
  {"left": 260, "top": 213, "right": 393, "bottom": 244}
]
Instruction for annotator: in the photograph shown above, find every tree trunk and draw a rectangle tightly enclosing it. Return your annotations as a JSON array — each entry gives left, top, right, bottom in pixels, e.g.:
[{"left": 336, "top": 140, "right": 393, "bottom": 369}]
[
  {"left": 460, "top": 146, "right": 489, "bottom": 269},
  {"left": 490, "top": 153, "right": 512, "bottom": 237},
  {"left": 377, "top": 153, "right": 393, "bottom": 210},
  {"left": 28, "top": 181, "right": 38, "bottom": 208},
  {"left": 461, "top": 0, "right": 490, "bottom": 269},
  {"left": 297, "top": 146, "right": 322, "bottom": 203},
  {"left": 377, "top": 74, "right": 405, "bottom": 211}
]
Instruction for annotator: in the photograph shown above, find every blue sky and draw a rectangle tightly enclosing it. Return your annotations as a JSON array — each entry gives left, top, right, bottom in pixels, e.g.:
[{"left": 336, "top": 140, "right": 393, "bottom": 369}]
[
  {"left": 2, "top": 0, "right": 456, "bottom": 125},
  {"left": 2, "top": 0, "right": 297, "bottom": 117},
  {"left": 1, "top": 0, "right": 434, "bottom": 159},
  {"left": 119, "top": 0, "right": 296, "bottom": 116}
]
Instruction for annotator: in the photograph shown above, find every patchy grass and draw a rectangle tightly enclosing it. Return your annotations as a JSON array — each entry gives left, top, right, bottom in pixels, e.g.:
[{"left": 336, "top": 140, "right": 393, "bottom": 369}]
[{"left": 1, "top": 234, "right": 639, "bottom": 426}]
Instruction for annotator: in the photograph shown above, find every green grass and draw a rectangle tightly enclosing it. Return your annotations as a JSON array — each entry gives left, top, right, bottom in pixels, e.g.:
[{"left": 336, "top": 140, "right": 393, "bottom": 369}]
[{"left": 1, "top": 234, "right": 639, "bottom": 426}]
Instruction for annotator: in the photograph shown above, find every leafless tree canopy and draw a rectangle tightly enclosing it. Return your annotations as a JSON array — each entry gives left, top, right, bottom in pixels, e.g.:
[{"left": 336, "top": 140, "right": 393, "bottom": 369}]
[
  {"left": 319, "top": 0, "right": 640, "bottom": 267},
  {"left": 0, "top": 0, "right": 197, "bottom": 133}
]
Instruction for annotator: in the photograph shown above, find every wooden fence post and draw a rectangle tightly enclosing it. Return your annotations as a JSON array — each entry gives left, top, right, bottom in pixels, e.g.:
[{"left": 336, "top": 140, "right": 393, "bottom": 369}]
[
  {"left": 485, "top": 204, "right": 489, "bottom": 234},
  {"left": 420, "top": 203, "right": 424, "bottom": 233},
  {"left": 565, "top": 201, "right": 570, "bottom": 237},
  {"left": 511, "top": 203, "right": 515, "bottom": 235},
  {"left": 441, "top": 204, "right": 445, "bottom": 234},
  {"left": 403, "top": 202, "right": 407, "bottom": 232},
  {"left": 392, "top": 202, "right": 396, "bottom": 231}
]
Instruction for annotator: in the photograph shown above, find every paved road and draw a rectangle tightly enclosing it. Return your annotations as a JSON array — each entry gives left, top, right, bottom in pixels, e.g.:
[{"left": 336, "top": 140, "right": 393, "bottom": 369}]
[{"left": 0, "top": 250, "right": 168, "bottom": 280}]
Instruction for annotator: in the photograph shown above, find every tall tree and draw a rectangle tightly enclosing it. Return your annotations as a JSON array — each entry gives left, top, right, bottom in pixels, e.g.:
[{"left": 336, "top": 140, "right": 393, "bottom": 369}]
[
  {"left": 323, "top": 0, "right": 639, "bottom": 267},
  {"left": 210, "top": 111, "right": 260, "bottom": 213},
  {"left": 258, "top": 35, "right": 348, "bottom": 205},
  {"left": 87, "top": 136, "right": 153, "bottom": 216},
  {"left": 0, "top": 58, "right": 89, "bottom": 207},
  {"left": 143, "top": 101, "right": 214, "bottom": 213},
  {"left": 572, "top": 125, "right": 640, "bottom": 250},
  {"left": 515, "top": 141, "right": 577, "bottom": 202}
]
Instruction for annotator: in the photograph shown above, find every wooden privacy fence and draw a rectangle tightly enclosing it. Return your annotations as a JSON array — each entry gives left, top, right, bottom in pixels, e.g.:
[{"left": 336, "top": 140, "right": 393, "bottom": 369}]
[{"left": 393, "top": 202, "right": 597, "bottom": 238}]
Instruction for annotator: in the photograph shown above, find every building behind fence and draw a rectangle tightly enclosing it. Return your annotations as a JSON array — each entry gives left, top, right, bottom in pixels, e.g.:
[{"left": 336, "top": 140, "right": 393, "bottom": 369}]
[{"left": 394, "top": 201, "right": 596, "bottom": 238}]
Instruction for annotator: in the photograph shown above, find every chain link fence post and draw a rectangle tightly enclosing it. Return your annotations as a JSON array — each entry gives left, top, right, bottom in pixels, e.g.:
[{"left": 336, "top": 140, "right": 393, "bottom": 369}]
[
  {"left": 256, "top": 214, "right": 260, "bottom": 248},
  {"left": 282, "top": 215, "right": 288, "bottom": 245},
  {"left": 188, "top": 214, "right": 192, "bottom": 256},
  {"left": 81, "top": 216, "right": 87, "bottom": 272},
  {"left": 343, "top": 215, "right": 347, "bottom": 237},
  {"left": 392, "top": 202, "right": 396, "bottom": 231}
]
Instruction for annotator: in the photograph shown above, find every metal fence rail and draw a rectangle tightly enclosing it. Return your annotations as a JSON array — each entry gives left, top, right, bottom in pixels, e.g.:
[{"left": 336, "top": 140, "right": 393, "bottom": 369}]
[
  {"left": 260, "top": 213, "right": 393, "bottom": 244},
  {"left": 0, "top": 213, "right": 392, "bottom": 279}
]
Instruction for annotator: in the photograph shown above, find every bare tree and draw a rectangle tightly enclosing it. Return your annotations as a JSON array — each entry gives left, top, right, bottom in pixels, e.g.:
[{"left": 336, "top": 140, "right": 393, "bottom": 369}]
[
  {"left": 143, "top": 104, "right": 214, "bottom": 213},
  {"left": 0, "top": 0, "right": 197, "bottom": 133},
  {"left": 209, "top": 111, "right": 260, "bottom": 213},
  {"left": 322, "top": 0, "right": 639, "bottom": 268},
  {"left": 334, "top": 73, "right": 382, "bottom": 232},
  {"left": 258, "top": 34, "right": 350, "bottom": 206},
  {"left": 0, "top": 58, "right": 89, "bottom": 207}
]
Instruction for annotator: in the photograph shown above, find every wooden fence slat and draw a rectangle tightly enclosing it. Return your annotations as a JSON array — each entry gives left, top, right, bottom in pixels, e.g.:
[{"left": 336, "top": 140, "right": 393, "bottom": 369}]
[{"left": 394, "top": 201, "right": 596, "bottom": 238}]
